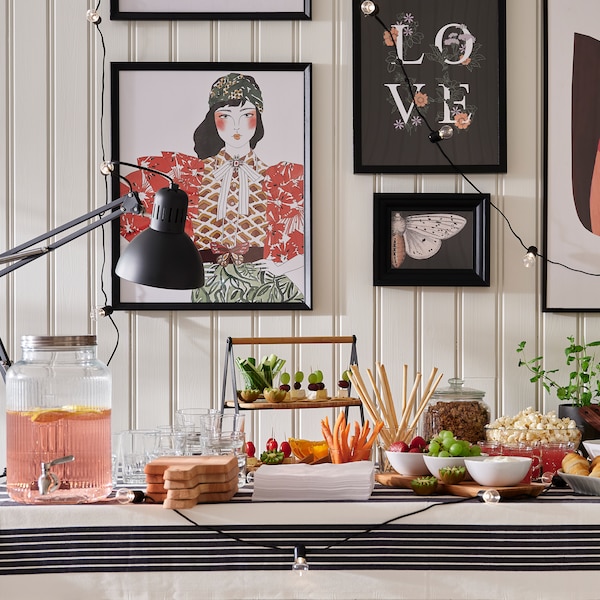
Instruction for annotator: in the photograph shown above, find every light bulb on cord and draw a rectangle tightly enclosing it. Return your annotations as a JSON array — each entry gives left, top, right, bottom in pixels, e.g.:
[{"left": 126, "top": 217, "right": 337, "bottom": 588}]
[
  {"left": 523, "top": 246, "right": 538, "bottom": 268},
  {"left": 292, "top": 545, "right": 309, "bottom": 574},
  {"left": 86, "top": 9, "right": 101, "bottom": 24},
  {"left": 428, "top": 125, "right": 454, "bottom": 143},
  {"left": 480, "top": 489, "right": 501, "bottom": 504},
  {"left": 360, "top": 1, "right": 378, "bottom": 16},
  {"left": 115, "top": 489, "right": 147, "bottom": 504}
]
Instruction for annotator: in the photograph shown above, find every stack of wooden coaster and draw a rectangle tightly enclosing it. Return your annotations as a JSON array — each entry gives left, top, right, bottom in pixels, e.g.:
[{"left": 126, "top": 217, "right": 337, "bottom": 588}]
[{"left": 144, "top": 455, "right": 239, "bottom": 509}]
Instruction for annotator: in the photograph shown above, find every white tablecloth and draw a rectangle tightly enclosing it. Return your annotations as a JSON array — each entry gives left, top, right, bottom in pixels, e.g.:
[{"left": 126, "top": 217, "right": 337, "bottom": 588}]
[{"left": 1, "top": 482, "right": 599, "bottom": 600}]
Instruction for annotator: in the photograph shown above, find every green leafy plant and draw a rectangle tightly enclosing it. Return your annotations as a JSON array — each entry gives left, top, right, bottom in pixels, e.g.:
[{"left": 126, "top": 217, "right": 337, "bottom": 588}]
[{"left": 516, "top": 337, "right": 600, "bottom": 407}]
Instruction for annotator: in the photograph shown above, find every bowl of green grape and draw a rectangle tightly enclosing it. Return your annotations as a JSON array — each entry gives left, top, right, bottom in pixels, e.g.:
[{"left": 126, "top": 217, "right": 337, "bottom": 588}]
[{"left": 423, "top": 430, "right": 484, "bottom": 479}]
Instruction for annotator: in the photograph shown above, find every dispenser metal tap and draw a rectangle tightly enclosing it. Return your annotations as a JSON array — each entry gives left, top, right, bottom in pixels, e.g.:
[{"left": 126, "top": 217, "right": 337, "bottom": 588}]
[{"left": 38, "top": 455, "right": 75, "bottom": 495}]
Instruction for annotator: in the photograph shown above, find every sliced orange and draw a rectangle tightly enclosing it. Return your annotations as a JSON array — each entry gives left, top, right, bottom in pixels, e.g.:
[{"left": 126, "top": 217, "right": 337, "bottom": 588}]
[
  {"left": 288, "top": 438, "right": 329, "bottom": 461},
  {"left": 23, "top": 406, "right": 109, "bottom": 423}
]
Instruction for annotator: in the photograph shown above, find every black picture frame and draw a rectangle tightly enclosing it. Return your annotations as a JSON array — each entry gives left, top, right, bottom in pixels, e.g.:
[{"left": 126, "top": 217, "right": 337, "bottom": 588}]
[
  {"left": 543, "top": 0, "right": 600, "bottom": 312},
  {"left": 373, "top": 193, "right": 490, "bottom": 287},
  {"left": 353, "top": 0, "right": 507, "bottom": 174},
  {"left": 110, "top": 62, "right": 312, "bottom": 311},
  {"left": 110, "top": 0, "right": 311, "bottom": 20}
]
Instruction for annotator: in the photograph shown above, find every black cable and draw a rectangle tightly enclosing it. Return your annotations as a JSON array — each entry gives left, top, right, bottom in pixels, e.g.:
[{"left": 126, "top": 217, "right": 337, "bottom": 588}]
[
  {"left": 173, "top": 494, "right": 479, "bottom": 555},
  {"left": 364, "top": 6, "right": 600, "bottom": 277},
  {"left": 91, "top": 2, "right": 121, "bottom": 366}
]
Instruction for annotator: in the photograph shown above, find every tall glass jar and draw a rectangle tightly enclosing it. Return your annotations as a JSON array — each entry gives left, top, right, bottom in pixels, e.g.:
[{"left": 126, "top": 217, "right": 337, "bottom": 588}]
[
  {"left": 422, "top": 378, "right": 490, "bottom": 444},
  {"left": 5, "top": 335, "right": 112, "bottom": 504}
]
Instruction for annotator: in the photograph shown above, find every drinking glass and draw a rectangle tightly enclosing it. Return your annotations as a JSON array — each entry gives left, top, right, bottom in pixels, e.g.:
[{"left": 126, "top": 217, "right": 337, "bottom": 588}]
[
  {"left": 155, "top": 425, "right": 189, "bottom": 457},
  {"left": 540, "top": 442, "right": 575, "bottom": 477},
  {"left": 118, "top": 429, "right": 159, "bottom": 484},
  {"left": 175, "top": 408, "right": 218, "bottom": 454},
  {"left": 201, "top": 414, "right": 247, "bottom": 487},
  {"left": 501, "top": 442, "right": 541, "bottom": 483}
]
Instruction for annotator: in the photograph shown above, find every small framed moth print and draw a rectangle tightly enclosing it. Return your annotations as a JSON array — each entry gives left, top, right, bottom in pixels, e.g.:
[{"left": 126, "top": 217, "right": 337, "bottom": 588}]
[{"left": 373, "top": 193, "right": 490, "bottom": 286}]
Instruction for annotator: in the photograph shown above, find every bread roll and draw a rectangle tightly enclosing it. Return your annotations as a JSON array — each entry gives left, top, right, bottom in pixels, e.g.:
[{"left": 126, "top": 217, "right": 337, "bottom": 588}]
[
  {"left": 590, "top": 463, "right": 600, "bottom": 478},
  {"left": 591, "top": 455, "right": 600, "bottom": 469},
  {"left": 562, "top": 452, "right": 590, "bottom": 476}
]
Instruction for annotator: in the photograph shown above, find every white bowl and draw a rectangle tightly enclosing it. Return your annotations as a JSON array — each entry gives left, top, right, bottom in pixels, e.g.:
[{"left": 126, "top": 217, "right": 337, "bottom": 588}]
[
  {"left": 385, "top": 450, "right": 429, "bottom": 476},
  {"left": 583, "top": 439, "right": 600, "bottom": 460},
  {"left": 422, "top": 455, "right": 467, "bottom": 479},
  {"left": 464, "top": 456, "right": 532, "bottom": 487}
]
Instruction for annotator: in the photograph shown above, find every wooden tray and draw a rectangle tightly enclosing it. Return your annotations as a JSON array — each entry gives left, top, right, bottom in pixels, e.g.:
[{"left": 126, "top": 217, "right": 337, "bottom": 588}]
[
  {"left": 376, "top": 472, "right": 547, "bottom": 498},
  {"left": 226, "top": 397, "right": 362, "bottom": 410}
]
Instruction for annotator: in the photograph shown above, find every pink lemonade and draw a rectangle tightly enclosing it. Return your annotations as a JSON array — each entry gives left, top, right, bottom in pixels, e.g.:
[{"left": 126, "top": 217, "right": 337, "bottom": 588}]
[
  {"left": 541, "top": 443, "right": 574, "bottom": 476},
  {"left": 501, "top": 444, "right": 540, "bottom": 483},
  {"left": 6, "top": 407, "right": 112, "bottom": 504}
]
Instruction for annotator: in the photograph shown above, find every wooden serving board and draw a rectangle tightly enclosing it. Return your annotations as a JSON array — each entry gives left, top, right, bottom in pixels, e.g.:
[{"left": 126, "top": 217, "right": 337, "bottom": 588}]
[
  {"left": 376, "top": 472, "right": 547, "bottom": 498},
  {"left": 226, "top": 397, "right": 362, "bottom": 410}
]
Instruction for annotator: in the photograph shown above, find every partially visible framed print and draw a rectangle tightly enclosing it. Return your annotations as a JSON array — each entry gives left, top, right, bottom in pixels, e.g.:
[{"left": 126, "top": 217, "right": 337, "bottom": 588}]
[
  {"left": 353, "top": 0, "right": 506, "bottom": 173},
  {"left": 111, "top": 62, "right": 312, "bottom": 311},
  {"left": 373, "top": 193, "right": 490, "bottom": 287},
  {"left": 543, "top": 0, "right": 600, "bottom": 311},
  {"left": 110, "top": 0, "right": 311, "bottom": 20}
]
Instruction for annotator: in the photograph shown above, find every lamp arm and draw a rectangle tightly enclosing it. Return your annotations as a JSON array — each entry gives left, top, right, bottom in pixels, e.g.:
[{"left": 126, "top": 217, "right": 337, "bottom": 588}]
[
  {"left": 0, "top": 191, "right": 143, "bottom": 381},
  {"left": 0, "top": 192, "right": 142, "bottom": 278}
]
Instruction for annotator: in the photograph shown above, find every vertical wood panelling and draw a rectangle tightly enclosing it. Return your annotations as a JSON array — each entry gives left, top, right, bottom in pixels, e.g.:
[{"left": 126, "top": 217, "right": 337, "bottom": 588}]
[{"left": 3, "top": 0, "right": 600, "bottom": 468}]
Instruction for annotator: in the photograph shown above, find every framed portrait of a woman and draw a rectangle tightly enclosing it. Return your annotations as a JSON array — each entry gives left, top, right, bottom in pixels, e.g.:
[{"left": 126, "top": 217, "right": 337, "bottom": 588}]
[{"left": 110, "top": 63, "right": 312, "bottom": 311}]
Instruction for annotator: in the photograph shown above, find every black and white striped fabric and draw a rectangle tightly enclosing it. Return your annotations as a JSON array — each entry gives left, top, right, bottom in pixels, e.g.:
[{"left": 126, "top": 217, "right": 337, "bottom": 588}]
[{"left": 2, "top": 483, "right": 600, "bottom": 575}]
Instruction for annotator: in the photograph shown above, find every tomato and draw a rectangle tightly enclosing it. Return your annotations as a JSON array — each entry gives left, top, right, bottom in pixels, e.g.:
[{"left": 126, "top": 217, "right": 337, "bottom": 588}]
[
  {"left": 245, "top": 441, "right": 256, "bottom": 458},
  {"left": 280, "top": 441, "right": 292, "bottom": 458},
  {"left": 266, "top": 438, "right": 278, "bottom": 452}
]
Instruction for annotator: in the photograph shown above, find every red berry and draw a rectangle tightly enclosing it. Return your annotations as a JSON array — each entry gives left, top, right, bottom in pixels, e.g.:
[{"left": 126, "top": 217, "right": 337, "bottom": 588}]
[
  {"left": 293, "top": 382, "right": 301, "bottom": 390},
  {"left": 279, "top": 384, "right": 291, "bottom": 391},
  {"left": 280, "top": 441, "right": 292, "bottom": 458},
  {"left": 409, "top": 447, "right": 423, "bottom": 453},
  {"left": 245, "top": 441, "right": 256, "bottom": 458},
  {"left": 409, "top": 436, "right": 427, "bottom": 450},
  {"left": 389, "top": 441, "right": 409, "bottom": 453},
  {"left": 338, "top": 380, "right": 350, "bottom": 388},
  {"left": 266, "top": 438, "right": 278, "bottom": 452}
]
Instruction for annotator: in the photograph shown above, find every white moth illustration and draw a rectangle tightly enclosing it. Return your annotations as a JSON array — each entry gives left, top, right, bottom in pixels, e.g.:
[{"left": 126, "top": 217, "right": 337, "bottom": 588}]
[{"left": 391, "top": 212, "right": 467, "bottom": 268}]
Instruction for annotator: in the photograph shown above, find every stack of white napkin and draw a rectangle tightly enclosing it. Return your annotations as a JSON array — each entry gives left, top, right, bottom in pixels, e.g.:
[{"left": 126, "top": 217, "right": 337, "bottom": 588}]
[{"left": 252, "top": 461, "right": 375, "bottom": 502}]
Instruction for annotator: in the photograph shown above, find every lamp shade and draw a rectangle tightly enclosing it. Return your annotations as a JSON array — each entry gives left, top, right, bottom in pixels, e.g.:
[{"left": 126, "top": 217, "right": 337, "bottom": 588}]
[{"left": 115, "top": 184, "right": 204, "bottom": 289}]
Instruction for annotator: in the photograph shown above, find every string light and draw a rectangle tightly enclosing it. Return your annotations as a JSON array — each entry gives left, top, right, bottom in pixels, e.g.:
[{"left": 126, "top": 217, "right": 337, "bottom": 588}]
[
  {"left": 480, "top": 489, "right": 501, "bottom": 504},
  {"left": 428, "top": 125, "right": 454, "bottom": 143},
  {"left": 115, "top": 488, "right": 147, "bottom": 504},
  {"left": 360, "top": 3, "right": 600, "bottom": 278},
  {"left": 360, "top": 1, "right": 378, "bottom": 15},
  {"left": 523, "top": 246, "right": 538, "bottom": 268},
  {"left": 292, "top": 545, "right": 309, "bottom": 574},
  {"left": 86, "top": 9, "right": 101, "bottom": 24}
]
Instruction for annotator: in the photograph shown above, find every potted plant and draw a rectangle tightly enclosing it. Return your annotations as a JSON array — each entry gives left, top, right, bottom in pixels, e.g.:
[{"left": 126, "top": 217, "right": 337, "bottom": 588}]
[{"left": 516, "top": 336, "right": 600, "bottom": 439}]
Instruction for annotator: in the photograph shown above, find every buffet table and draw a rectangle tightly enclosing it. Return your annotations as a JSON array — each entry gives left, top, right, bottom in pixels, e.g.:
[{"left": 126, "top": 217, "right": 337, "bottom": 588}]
[{"left": 1, "top": 481, "right": 600, "bottom": 600}]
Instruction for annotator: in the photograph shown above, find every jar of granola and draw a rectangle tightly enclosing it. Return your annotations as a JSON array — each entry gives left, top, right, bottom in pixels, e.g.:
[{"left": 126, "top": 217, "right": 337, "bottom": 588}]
[{"left": 422, "top": 378, "right": 489, "bottom": 444}]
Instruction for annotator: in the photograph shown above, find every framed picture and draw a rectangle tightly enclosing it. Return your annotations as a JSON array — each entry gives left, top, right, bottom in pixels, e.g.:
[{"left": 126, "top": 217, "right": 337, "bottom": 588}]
[
  {"left": 352, "top": 0, "right": 506, "bottom": 174},
  {"left": 110, "top": 0, "right": 311, "bottom": 20},
  {"left": 373, "top": 193, "right": 490, "bottom": 287},
  {"left": 543, "top": 0, "right": 600, "bottom": 311},
  {"left": 110, "top": 62, "right": 312, "bottom": 311}
]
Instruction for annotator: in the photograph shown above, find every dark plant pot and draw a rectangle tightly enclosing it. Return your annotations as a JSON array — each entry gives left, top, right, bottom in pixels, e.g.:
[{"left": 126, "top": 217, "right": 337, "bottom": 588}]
[{"left": 558, "top": 404, "right": 600, "bottom": 456}]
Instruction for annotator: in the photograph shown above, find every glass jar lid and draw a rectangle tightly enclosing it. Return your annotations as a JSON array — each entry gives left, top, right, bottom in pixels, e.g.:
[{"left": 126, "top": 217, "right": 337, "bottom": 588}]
[
  {"left": 20, "top": 335, "right": 97, "bottom": 349},
  {"left": 431, "top": 377, "right": 485, "bottom": 400}
]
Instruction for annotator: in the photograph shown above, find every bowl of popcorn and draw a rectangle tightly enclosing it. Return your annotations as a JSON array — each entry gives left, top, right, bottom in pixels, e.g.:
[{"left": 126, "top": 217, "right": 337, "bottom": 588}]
[{"left": 485, "top": 407, "right": 582, "bottom": 448}]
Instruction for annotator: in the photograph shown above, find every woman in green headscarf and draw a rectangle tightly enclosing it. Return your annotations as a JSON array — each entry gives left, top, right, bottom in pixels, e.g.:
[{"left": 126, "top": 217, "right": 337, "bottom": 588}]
[{"left": 189, "top": 73, "right": 305, "bottom": 305}]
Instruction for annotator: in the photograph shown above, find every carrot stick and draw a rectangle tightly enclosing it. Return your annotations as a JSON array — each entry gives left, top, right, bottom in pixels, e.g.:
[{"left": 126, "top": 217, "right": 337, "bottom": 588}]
[
  {"left": 349, "top": 421, "right": 361, "bottom": 460},
  {"left": 331, "top": 411, "right": 346, "bottom": 464},
  {"left": 340, "top": 422, "right": 351, "bottom": 463}
]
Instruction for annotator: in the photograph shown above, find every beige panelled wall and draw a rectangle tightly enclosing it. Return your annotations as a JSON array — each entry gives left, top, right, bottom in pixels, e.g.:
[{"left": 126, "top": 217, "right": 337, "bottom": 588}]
[{"left": 1, "top": 0, "right": 599, "bottom": 466}]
